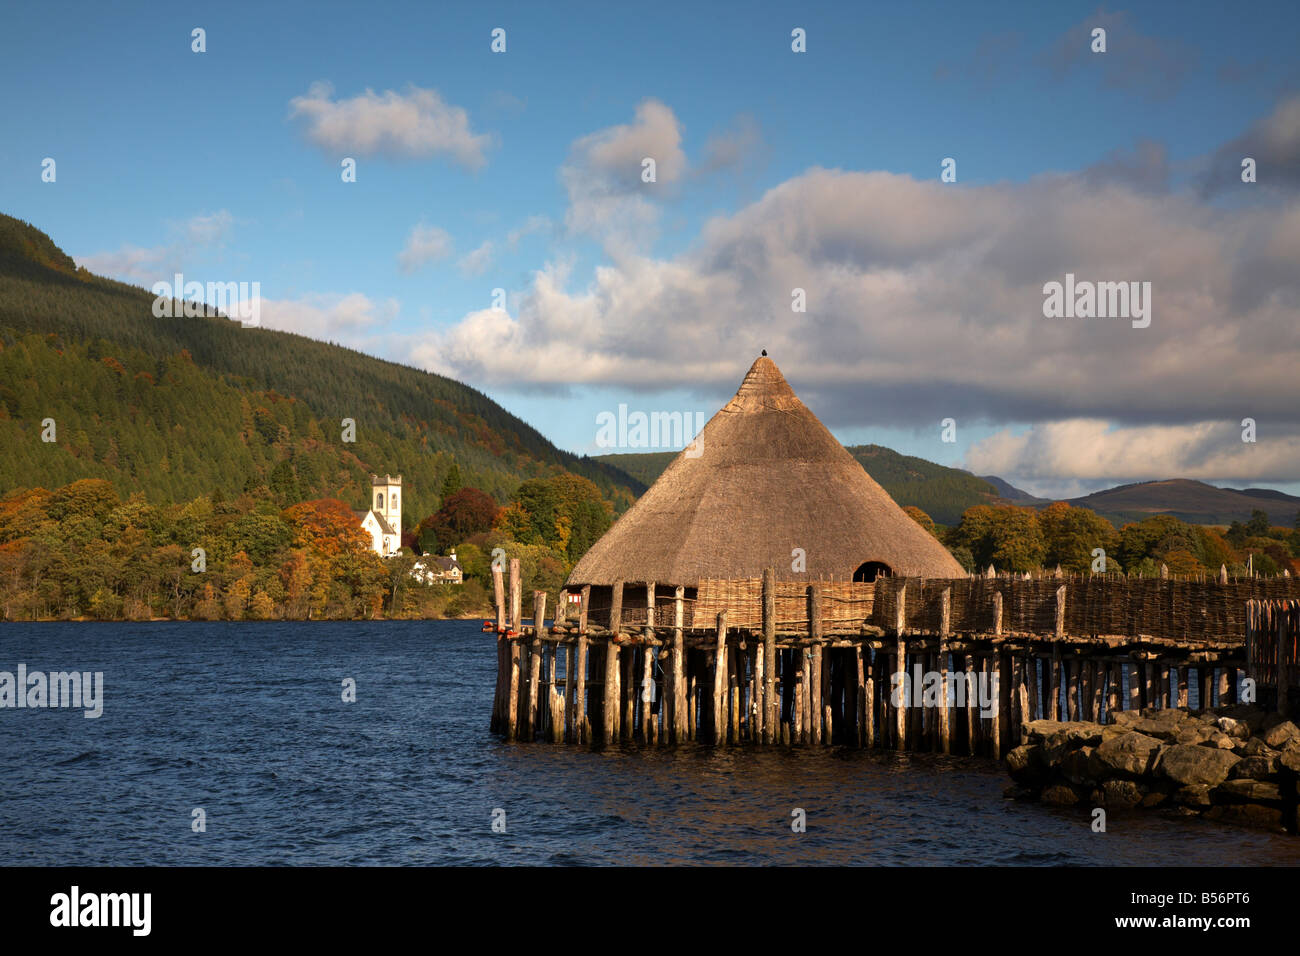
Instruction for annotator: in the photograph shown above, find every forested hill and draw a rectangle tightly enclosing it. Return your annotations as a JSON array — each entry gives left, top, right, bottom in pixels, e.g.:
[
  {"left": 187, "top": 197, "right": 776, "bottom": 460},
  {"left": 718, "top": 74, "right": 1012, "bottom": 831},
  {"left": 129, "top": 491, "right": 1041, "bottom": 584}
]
[{"left": 0, "top": 213, "right": 643, "bottom": 523}]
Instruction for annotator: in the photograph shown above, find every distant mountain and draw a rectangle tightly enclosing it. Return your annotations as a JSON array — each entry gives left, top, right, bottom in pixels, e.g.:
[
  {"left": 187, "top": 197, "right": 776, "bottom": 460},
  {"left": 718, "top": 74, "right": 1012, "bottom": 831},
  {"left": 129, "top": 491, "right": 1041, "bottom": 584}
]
[
  {"left": 980, "top": 475, "right": 1048, "bottom": 505},
  {"left": 1063, "top": 479, "right": 1300, "bottom": 527},
  {"left": 0, "top": 213, "right": 643, "bottom": 523}
]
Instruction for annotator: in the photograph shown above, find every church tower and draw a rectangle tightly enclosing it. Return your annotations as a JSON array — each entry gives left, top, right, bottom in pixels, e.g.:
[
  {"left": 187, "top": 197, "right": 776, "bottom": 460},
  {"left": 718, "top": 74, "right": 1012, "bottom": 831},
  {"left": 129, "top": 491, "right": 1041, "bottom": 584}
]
[{"left": 371, "top": 474, "right": 402, "bottom": 533}]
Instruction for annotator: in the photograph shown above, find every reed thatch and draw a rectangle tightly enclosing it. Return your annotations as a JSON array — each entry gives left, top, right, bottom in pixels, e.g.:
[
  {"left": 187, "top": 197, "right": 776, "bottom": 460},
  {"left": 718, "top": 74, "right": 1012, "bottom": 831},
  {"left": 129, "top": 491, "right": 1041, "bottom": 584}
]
[{"left": 567, "top": 355, "right": 966, "bottom": 587}]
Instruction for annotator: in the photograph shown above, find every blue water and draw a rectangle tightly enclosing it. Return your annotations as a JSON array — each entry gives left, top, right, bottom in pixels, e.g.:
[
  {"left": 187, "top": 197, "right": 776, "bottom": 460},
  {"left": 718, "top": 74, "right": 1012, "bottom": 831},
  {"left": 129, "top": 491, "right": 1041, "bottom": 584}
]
[{"left": 1, "top": 621, "right": 1297, "bottom": 866}]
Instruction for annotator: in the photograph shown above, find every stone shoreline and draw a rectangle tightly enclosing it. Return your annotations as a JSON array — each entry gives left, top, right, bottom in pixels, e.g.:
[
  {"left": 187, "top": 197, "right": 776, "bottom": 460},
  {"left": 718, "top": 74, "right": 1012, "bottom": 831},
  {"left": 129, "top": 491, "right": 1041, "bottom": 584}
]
[{"left": 1005, "top": 705, "right": 1300, "bottom": 833}]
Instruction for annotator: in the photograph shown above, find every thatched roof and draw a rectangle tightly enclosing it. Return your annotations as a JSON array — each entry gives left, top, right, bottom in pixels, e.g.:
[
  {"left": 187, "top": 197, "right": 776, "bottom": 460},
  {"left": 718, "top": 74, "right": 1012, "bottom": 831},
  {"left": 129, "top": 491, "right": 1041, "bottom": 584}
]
[{"left": 567, "top": 355, "right": 965, "bottom": 587}]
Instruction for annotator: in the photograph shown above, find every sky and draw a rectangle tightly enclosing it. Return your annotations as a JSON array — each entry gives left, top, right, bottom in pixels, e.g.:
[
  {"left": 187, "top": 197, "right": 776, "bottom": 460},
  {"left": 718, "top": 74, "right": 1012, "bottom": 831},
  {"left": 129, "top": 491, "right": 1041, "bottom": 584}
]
[{"left": 2, "top": 0, "right": 1298, "bottom": 498}]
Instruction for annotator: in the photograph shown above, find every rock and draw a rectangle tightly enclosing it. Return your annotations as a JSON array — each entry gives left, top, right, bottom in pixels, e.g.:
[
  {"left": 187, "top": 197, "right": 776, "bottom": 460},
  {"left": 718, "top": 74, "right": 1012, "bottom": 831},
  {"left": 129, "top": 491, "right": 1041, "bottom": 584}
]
[
  {"left": 1208, "top": 731, "right": 1237, "bottom": 750},
  {"left": 1101, "top": 779, "right": 1144, "bottom": 808},
  {"left": 1213, "top": 779, "right": 1282, "bottom": 805},
  {"left": 1157, "top": 743, "right": 1241, "bottom": 787},
  {"left": 1060, "top": 746, "right": 1096, "bottom": 785},
  {"left": 1236, "top": 737, "right": 1268, "bottom": 757},
  {"left": 1140, "top": 790, "right": 1169, "bottom": 808},
  {"left": 1218, "top": 704, "right": 1267, "bottom": 733},
  {"left": 1278, "top": 744, "right": 1300, "bottom": 774},
  {"left": 1230, "top": 755, "right": 1279, "bottom": 780},
  {"left": 1022, "top": 719, "right": 1072, "bottom": 743},
  {"left": 1174, "top": 725, "right": 1216, "bottom": 746},
  {"left": 1041, "top": 784, "right": 1080, "bottom": 805},
  {"left": 1130, "top": 711, "right": 1187, "bottom": 740},
  {"left": 1005, "top": 744, "right": 1045, "bottom": 783},
  {"left": 1091, "top": 731, "right": 1163, "bottom": 777},
  {"left": 1175, "top": 784, "right": 1213, "bottom": 809},
  {"left": 1262, "top": 720, "right": 1299, "bottom": 749},
  {"left": 1215, "top": 716, "right": 1251, "bottom": 739}
]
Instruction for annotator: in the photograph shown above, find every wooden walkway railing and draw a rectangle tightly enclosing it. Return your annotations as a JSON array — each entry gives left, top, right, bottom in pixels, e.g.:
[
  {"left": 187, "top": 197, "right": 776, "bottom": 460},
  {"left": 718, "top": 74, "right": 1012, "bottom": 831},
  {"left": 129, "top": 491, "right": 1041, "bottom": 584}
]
[{"left": 1246, "top": 599, "right": 1300, "bottom": 716}]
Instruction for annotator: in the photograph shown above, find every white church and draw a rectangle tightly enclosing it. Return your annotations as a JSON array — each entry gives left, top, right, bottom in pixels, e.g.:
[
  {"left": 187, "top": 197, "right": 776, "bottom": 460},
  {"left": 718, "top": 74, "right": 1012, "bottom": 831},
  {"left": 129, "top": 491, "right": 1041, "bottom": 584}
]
[
  {"left": 358, "top": 474, "right": 403, "bottom": 557},
  {"left": 357, "top": 473, "right": 464, "bottom": 584}
]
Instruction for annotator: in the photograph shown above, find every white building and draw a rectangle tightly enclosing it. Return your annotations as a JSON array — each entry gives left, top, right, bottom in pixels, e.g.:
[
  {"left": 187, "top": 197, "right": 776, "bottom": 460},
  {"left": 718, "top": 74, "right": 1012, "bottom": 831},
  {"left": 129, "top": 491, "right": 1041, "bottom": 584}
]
[
  {"left": 358, "top": 474, "right": 402, "bottom": 557},
  {"left": 412, "top": 550, "right": 463, "bottom": 585}
]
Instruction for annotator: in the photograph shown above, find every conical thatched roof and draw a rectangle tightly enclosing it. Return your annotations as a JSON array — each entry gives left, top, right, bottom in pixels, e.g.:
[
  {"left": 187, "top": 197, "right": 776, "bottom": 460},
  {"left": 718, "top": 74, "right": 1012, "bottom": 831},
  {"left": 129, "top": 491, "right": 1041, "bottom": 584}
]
[{"left": 568, "top": 356, "right": 965, "bottom": 587}]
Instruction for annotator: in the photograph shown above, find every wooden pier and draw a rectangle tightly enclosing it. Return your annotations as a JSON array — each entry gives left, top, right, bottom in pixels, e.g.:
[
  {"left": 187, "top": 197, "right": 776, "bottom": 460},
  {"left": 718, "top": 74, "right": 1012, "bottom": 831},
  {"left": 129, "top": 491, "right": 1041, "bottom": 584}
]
[{"left": 490, "top": 564, "right": 1300, "bottom": 757}]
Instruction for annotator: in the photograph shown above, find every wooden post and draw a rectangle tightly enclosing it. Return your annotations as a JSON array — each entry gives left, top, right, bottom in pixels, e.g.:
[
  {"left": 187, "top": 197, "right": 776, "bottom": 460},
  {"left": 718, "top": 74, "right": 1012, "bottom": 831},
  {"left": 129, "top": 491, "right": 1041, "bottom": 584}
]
[
  {"left": 1054, "top": 584, "right": 1066, "bottom": 640},
  {"left": 822, "top": 646, "right": 833, "bottom": 746},
  {"left": 556, "top": 589, "right": 569, "bottom": 628},
  {"left": 794, "top": 650, "right": 806, "bottom": 744},
  {"left": 603, "top": 635, "right": 621, "bottom": 743},
  {"left": 857, "top": 648, "right": 869, "bottom": 748},
  {"left": 752, "top": 641, "right": 763, "bottom": 742},
  {"left": 576, "top": 585, "right": 590, "bottom": 743},
  {"left": 528, "top": 639, "right": 543, "bottom": 740},
  {"left": 1277, "top": 608, "right": 1290, "bottom": 718},
  {"left": 507, "top": 636, "right": 521, "bottom": 740},
  {"left": 1159, "top": 661, "right": 1171, "bottom": 709},
  {"left": 1199, "top": 666, "right": 1212, "bottom": 712},
  {"left": 730, "top": 641, "right": 742, "bottom": 743},
  {"left": 1091, "top": 660, "right": 1104, "bottom": 722},
  {"left": 809, "top": 586, "right": 823, "bottom": 745},
  {"left": 1067, "top": 658, "right": 1080, "bottom": 720},
  {"left": 998, "top": 648, "right": 1012, "bottom": 757},
  {"left": 608, "top": 581, "right": 624, "bottom": 641},
  {"left": 1049, "top": 644, "right": 1061, "bottom": 720},
  {"left": 623, "top": 645, "right": 636, "bottom": 742},
  {"left": 563, "top": 641, "right": 575, "bottom": 742},
  {"left": 493, "top": 564, "right": 506, "bottom": 631},
  {"left": 894, "top": 581, "right": 907, "bottom": 750},
  {"left": 1106, "top": 660, "right": 1119, "bottom": 719},
  {"left": 1127, "top": 662, "right": 1141, "bottom": 711},
  {"left": 964, "top": 653, "right": 977, "bottom": 756},
  {"left": 1024, "top": 649, "right": 1039, "bottom": 722},
  {"left": 987, "top": 655, "right": 1000, "bottom": 757},
  {"left": 534, "top": 590, "right": 548, "bottom": 737},
  {"left": 509, "top": 558, "right": 522, "bottom": 632},
  {"left": 992, "top": 591, "right": 1003, "bottom": 636},
  {"left": 673, "top": 585, "right": 687, "bottom": 743},
  {"left": 712, "top": 612, "right": 727, "bottom": 744},
  {"left": 641, "top": 628, "right": 654, "bottom": 741},
  {"left": 762, "top": 568, "right": 777, "bottom": 744},
  {"left": 1176, "top": 665, "right": 1188, "bottom": 709}
]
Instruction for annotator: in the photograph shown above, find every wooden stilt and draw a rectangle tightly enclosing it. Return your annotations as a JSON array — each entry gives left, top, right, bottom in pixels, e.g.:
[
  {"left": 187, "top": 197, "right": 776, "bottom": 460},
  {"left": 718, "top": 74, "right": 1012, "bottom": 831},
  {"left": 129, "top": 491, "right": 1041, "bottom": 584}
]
[
  {"left": 1177, "top": 665, "right": 1188, "bottom": 709},
  {"left": 673, "top": 585, "right": 687, "bottom": 743},
  {"left": 603, "top": 635, "right": 620, "bottom": 743},
  {"left": 1049, "top": 643, "right": 1061, "bottom": 720},
  {"left": 894, "top": 582, "right": 907, "bottom": 750}
]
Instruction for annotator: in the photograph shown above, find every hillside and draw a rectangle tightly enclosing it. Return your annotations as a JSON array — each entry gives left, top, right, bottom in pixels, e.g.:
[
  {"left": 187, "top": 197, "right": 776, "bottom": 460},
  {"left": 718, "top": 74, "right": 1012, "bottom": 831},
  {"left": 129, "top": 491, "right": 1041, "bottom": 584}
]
[
  {"left": 0, "top": 214, "right": 644, "bottom": 525},
  {"left": 1065, "top": 479, "right": 1300, "bottom": 527}
]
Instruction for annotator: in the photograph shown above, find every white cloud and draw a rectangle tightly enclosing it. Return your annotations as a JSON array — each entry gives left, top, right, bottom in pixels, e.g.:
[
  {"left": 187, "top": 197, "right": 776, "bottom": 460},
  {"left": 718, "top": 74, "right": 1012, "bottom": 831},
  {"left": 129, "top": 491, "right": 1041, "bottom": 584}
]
[
  {"left": 258, "top": 292, "right": 399, "bottom": 343},
  {"left": 288, "top": 82, "right": 492, "bottom": 169},
  {"left": 412, "top": 154, "right": 1300, "bottom": 472},
  {"left": 965, "top": 420, "right": 1300, "bottom": 489},
  {"left": 560, "top": 99, "right": 686, "bottom": 254},
  {"left": 397, "top": 224, "right": 454, "bottom": 273},
  {"left": 74, "top": 210, "right": 235, "bottom": 285},
  {"left": 457, "top": 240, "right": 494, "bottom": 276}
]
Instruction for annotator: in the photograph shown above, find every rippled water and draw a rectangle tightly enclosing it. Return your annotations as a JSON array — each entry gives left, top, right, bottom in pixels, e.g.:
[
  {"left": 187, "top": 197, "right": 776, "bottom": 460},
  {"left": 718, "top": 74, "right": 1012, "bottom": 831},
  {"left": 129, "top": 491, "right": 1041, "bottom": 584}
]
[{"left": 1, "top": 621, "right": 1297, "bottom": 866}]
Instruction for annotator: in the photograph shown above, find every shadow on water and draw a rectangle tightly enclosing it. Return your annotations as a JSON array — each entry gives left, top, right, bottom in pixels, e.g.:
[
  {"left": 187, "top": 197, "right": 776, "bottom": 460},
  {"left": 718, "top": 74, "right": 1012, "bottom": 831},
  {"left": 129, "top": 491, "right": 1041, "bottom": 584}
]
[{"left": 1, "top": 620, "right": 1298, "bottom": 866}]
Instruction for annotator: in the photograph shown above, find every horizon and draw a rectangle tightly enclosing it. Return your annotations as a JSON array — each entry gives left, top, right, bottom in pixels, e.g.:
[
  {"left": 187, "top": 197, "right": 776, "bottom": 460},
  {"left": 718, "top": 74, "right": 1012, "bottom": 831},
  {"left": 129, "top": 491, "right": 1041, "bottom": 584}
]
[{"left": 3, "top": 1, "right": 1299, "bottom": 498}]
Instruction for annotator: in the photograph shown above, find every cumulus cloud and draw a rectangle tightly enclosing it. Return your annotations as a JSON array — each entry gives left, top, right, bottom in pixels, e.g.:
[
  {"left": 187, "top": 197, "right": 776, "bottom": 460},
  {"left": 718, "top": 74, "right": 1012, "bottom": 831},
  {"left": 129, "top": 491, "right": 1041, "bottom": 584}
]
[
  {"left": 397, "top": 224, "right": 454, "bottom": 273},
  {"left": 966, "top": 420, "right": 1300, "bottom": 489},
  {"left": 411, "top": 120, "right": 1300, "bottom": 483},
  {"left": 560, "top": 99, "right": 686, "bottom": 254},
  {"left": 1202, "top": 93, "right": 1300, "bottom": 195},
  {"left": 288, "top": 82, "right": 492, "bottom": 169},
  {"left": 258, "top": 292, "right": 399, "bottom": 343},
  {"left": 75, "top": 210, "right": 236, "bottom": 285},
  {"left": 698, "top": 114, "right": 765, "bottom": 176}
]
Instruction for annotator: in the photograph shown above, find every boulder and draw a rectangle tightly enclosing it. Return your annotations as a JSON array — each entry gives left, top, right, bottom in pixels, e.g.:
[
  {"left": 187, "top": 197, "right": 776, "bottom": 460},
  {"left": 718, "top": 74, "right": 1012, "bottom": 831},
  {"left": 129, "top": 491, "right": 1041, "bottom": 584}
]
[
  {"left": 1204, "top": 804, "right": 1285, "bottom": 830},
  {"left": 1213, "top": 779, "right": 1282, "bottom": 805},
  {"left": 1041, "top": 784, "right": 1080, "bottom": 805},
  {"left": 1101, "top": 779, "right": 1144, "bottom": 808},
  {"left": 1157, "top": 743, "right": 1241, "bottom": 787},
  {"left": 1091, "top": 731, "right": 1163, "bottom": 777},
  {"left": 1278, "top": 744, "right": 1300, "bottom": 774},
  {"left": 1236, "top": 737, "right": 1268, "bottom": 757},
  {"left": 1208, "top": 731, "right": 1237, "bottom": 750},
  {"left": 1005, "top": 744, "right": 1045, "bottom": 784},
  {"left": 1229, "top": 754, "right": 1279, "bottom": 780},
  {"left": 1217, "top": 703, "right": 1267, "bottom": 733},
  {"left": 1174, "top": 725, "right": 1217, "bottom": 746},
  {"left": 1262, "top": 720, "right": 1299, "bottom": 750},
  {"left": 1130, "top": 711, "right": 1187, "bottom": 740},
  {"left": 1175, "top": 784, "right": 1213, "bottom": 809},
  {"left": 1060, "top": 746, "right": 1097, "bottom": 785}
]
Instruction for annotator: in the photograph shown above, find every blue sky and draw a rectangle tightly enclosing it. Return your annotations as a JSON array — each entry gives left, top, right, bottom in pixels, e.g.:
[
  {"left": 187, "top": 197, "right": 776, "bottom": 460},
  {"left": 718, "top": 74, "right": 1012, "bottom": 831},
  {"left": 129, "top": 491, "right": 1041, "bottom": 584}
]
[{"left": 3, "top": 1, "right": 1299, "bottom": 496}]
